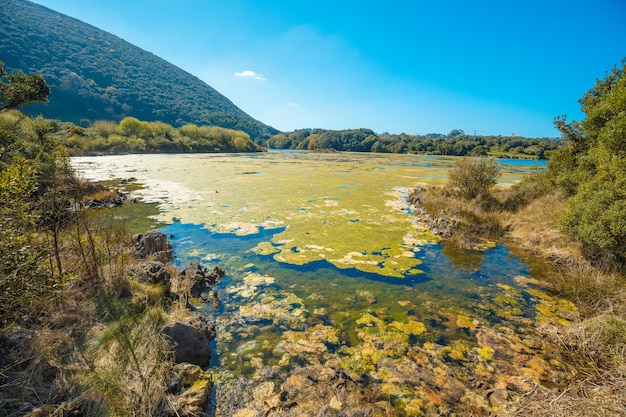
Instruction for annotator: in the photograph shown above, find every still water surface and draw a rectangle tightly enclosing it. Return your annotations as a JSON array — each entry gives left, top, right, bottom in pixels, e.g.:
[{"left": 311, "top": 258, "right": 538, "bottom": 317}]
[{"left": 72, "top": 152, "right": 571, "bottom": 415}]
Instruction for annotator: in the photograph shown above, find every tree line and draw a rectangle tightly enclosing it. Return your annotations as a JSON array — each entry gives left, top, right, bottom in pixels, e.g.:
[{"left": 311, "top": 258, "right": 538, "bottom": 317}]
[{"left": 263, "top": 128, "right": 562, "bottom": 159}]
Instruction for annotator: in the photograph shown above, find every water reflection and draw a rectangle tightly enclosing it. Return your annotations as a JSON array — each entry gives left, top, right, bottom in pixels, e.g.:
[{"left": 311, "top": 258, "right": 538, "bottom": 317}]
[{"left": 441, "top": 242, "right": 485, "bottom": 272}]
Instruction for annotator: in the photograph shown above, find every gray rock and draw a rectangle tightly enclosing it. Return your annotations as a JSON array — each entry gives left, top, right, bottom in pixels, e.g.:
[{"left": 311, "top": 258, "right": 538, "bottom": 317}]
[
  {"left": 179, "top": 263, "right": 224, "bottom": 298},
  {"left": 133, "top": 231, "right": 172, "bottom": 263},
  {"left": 128, "top": 261, "right": 171, "bottom": 285},
  {"left": 161, "top": 312, "right": 215, "bottom": 367}
]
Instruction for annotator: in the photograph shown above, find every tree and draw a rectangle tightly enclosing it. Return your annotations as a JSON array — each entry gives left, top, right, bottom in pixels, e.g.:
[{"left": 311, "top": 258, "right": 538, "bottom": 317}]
[
  {"left": 553, "top": 59, "right": 626, "bottom": 262},
  {"left": 0, "top": 61, "right": 50, "bottom": 111}
]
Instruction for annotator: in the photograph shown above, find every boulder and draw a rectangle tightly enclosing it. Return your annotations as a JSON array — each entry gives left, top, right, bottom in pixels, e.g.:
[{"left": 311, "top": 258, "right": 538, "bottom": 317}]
[
  {"left": 133, "top": 231, "right": 172, "bottom": 263},
  {"left": 180, "top": 263, "right": 208, "bottom": 297},
  {"left": 161, "top": 312, "right": 215, "bottom": 367},
  {"left": 128, "top": 261, "right": 171, "bottom": 286},
  {"left": 179, "top": 263, "right": 225, "bottom": 298}
]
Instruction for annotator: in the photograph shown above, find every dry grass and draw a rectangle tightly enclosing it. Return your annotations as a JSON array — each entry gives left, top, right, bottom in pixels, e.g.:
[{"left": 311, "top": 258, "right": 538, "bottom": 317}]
[
  {"left": 83, "top": 188, "right": 121, "bottom": 203},
  {"left": 566, "top": 314, "right": 626, "bottom": 361},
  {"left": 503, "top": 189, "right": 626, "bottom": 314},
  {"left": 496, "top": 187, "right": 626, "bottom": 417},
  {"left": 502, "top": 189, "right": 583, "bottom": 262},
  {"left": 503, "top": 371, "right": 626, "bottom": 417},
  {"left": 75, "top": 305, "right": 173, "bottom": 417},
  {"left": 550, "top": 265, "right": 625, "bottom": 315},
  {"left": 421, "top": 187, "right": 505, "bottom": 250},
  {"left": 504, "top": 312, "right": 626, "bottom": 417},
  {"left": 0, "top": 210, "right": 186, "bottom": 416}
]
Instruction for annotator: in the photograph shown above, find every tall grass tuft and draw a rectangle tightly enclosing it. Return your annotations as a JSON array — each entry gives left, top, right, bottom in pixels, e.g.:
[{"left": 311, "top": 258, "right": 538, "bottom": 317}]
[
  {"left": 550, "top": 264, "right": 624, "bottom": 314},
  {"left": 78, "top": 303, "right": 173, "bottom": 416}
]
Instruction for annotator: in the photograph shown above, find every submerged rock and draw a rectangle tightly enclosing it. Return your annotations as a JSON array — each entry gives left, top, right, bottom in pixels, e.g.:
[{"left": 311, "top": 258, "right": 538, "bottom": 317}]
[
  {"left": 179, "top": 263, "right": 225, "bottom": 298},
  {"left": 167, "top": 363, "right": 211, "bottom": 417}
]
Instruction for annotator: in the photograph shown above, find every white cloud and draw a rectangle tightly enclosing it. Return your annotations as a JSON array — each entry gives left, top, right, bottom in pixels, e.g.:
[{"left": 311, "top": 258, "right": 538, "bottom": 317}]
[{"left": 234, "top": 70, "right": 266, "bottom": 81}]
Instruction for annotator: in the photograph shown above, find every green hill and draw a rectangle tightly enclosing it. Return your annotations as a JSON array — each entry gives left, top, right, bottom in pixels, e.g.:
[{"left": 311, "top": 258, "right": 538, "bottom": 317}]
[{"left": 0, "top": 0, "right": 279, "bottom": 140}]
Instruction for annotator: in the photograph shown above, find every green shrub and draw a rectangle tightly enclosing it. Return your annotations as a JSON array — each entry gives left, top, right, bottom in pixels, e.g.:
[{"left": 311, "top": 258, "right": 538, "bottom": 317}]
[
  {"left": 552, "top": 60, "right": 626, "bottom": 264},
  {"left": 119, "top": 116, "right": 147, "bottom": 137},
  {"left": 447, "top": 157, "right": 499, "bottom": 200},
  {"left": 91, "top": 120, "right": 119, "bottom": 138}
]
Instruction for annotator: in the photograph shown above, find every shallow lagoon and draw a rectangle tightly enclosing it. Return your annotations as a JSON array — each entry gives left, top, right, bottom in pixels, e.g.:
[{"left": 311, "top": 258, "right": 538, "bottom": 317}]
[{"left": 73, "top": 152, "right": 573, "bottom": 415}]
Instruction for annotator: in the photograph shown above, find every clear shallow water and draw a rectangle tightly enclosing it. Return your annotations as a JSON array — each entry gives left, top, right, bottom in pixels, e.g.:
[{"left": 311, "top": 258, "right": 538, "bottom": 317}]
[
  {"left": 73, "top": 152, "right": 575, "bottom": 415},
  {"left": 164, "top": 220, "right": 536, "bottom": 347}
]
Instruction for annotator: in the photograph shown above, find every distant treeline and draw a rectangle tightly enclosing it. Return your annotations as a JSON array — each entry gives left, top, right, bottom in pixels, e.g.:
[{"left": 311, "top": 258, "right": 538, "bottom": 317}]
[
  {"left": 50, "top": 116, "right": 265, "bottom": 155},
  {"left": 263, "top": 128, "right": 563, "bottom": 158}
]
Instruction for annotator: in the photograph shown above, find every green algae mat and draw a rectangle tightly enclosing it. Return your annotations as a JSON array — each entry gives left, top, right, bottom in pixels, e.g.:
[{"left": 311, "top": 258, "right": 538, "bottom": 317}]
[
  {"left": 72, "top": 152, "right": 540, "bottom": 278},
  {"left": 73, "top": 152, "right": 571, "bottom": 416}
]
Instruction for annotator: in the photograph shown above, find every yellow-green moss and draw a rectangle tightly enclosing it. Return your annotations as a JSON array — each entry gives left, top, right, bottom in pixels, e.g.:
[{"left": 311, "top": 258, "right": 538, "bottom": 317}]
[
  {"left": 390, "top": 320, "right": 427, "bottom": 336},
  {"left": 477, "top": 346, "right": 495, "bottom": 361}
]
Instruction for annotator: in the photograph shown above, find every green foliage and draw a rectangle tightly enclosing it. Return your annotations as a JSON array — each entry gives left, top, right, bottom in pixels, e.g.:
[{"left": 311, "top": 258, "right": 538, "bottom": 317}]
[
  {"left": 0, "top": 62, "right": 77, "bottom": 323},
  {"left": 447, "top": 157, "right": 499, "bottom": 200},
  {"left": 501, "top": 170, "right": 555, "bottom": 212},
  {"left": 552, "top": 60, "right": 626, "bottom": 262},
  {"left": 0, "top": 110, "right": 70, "bottom": 324},
  {"left": 119, "top": 116, "right": 147, "bottom": 137},
  {"left": 0, "top": 157, "right": 41, "bottom": 278},
  {"left": 146, "top": 120, "right": 173, "bottom": 138},
  {"left": 0, "top": 87, "right": 191, "bottom": 416},
  {"left": 0, "top": 60, "right": 50, "bottom": 111},
  {"left": 0, "top": 0, "right": 277, "bottom": 140},
  {"left": 60, "top": 117, "right": 264, "bottom": 155},
  {"left": 91, "top": 120, "right": 119, "bottom": 138},
  {"left": 264, "top": 128, "right": 561, "bottom": 157}
]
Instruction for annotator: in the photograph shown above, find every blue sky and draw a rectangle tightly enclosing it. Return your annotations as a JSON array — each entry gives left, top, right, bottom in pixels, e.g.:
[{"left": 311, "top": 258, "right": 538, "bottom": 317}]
[{"left": 31, "top": 0, "right": 626, "bottom": 137}]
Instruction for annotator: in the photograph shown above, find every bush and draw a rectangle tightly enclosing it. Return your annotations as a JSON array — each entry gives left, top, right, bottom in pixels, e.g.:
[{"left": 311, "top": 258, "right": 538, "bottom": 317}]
[
  {"left": 119, "top": 116, "right": 147, "bottom": 137},
  {"left": 447, "top": 157, "right": 499, "bottom": 200},
  {"left": 91, "top": 120, "right": 119, "bottom": 138},
  {"left": 146, "top": 121, "right": 173, "bottom": 138},
  {"left": 560, "top": 174, "right": 626, "bottom": 263}
]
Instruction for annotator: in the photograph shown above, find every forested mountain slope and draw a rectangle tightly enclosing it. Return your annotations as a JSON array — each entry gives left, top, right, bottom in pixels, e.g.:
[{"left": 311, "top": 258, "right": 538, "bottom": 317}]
[{"left": 0, "top": 0, "right": 278, "bottom": 140}]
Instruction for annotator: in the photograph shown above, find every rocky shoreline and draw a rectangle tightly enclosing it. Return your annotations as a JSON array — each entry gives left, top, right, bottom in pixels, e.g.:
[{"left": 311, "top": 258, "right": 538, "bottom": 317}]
[
  {"left": 408, "top": 187, "right": 458, "bottom": 238},
  {"left": 130, "top": 231, "right": 224, "bottom": 416},
  {"left": 2, "top": 231, "right": 225, "bottom": 417}
]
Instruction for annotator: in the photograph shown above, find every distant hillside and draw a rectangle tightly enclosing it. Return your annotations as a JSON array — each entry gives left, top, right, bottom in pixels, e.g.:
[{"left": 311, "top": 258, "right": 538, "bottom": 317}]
[{"left": 0, "top": 0, "right": 278, "bottom": 140}]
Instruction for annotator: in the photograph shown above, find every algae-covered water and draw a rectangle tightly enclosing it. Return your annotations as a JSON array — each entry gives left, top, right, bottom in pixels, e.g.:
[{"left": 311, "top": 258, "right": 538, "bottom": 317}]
[{"left": 73, "top": 152, "right": 570, "bottom": 416}]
